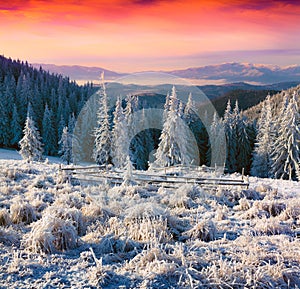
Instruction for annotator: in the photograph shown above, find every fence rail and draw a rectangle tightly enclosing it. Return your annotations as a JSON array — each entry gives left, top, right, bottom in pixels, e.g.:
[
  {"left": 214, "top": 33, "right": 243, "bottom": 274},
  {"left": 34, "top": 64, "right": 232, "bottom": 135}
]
[{"left": 61, "top": 165, "right": 249, "bottom": 189}]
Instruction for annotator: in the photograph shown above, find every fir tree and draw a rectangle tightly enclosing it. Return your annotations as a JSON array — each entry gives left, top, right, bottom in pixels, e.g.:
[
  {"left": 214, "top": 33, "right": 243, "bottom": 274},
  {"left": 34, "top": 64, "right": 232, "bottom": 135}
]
[
  {"left": 183, "top": 92, "right": 196, "bottom": 125},
  {"left": 233, "top": 101, "right": 251, "bottom": 173},
  {"left": 223, "top": 100, "right": 237, "bottom": 172},
  {"left": 19, "top": 109, "right": 43, "bottom": 162},
  {"left": 42, "top": 104, "right": 56, "bottom": 155},
  {"left": 93, "top": 72, "right": 112, "bottom": 165},
  {"left": 207, "top": 112, "right": 226, "bottom": 167},
  {"left": 112, "top": 97, "right": 129, "bottom": 168},
  {"left": 251, "top": 95, "right": 275, "bottom": 178},
  {"left": 154, "top": 86, "right": 193, "bottom": 167},
  {"left": 271, "top": 92, "right": 300, "bottom": 180},
  {"left": 59, "top": 126, "right": 73, "bottom": 165}
]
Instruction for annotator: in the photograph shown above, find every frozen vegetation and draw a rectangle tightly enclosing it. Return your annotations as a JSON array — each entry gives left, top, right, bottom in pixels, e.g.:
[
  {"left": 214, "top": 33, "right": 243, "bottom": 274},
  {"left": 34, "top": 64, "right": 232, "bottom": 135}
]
[{"left": 0, "top": 150, "right": 299, "bottom": 288}]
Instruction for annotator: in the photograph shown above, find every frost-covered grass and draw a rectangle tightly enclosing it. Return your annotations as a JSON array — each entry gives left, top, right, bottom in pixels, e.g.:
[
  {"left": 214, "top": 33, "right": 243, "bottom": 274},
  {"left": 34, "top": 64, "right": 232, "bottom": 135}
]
[{"left": 0, "top": 151, "right": 299, "bottom": 288}]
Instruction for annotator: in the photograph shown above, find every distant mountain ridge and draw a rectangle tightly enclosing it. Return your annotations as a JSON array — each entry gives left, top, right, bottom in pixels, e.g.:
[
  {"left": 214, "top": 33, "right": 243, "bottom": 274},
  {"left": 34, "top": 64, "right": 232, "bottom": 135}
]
[
  {"left": 32, "top": 63, "right": 124, "bottom": 81},
  {"left": 168, "top": 63, "right": 300, "bottom": 83},
  {"left": 34, "top": 62, "right": 300, "bottom": 85}
]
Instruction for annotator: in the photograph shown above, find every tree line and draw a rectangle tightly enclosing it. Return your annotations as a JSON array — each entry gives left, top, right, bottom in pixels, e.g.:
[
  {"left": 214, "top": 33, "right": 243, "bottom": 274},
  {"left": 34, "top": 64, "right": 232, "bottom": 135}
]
[
  {"left": 2, "top": 56, "right": 299, "bottom": 181},
  {"left": 0, "top": 55, "right": 95, "bottom": 155}
]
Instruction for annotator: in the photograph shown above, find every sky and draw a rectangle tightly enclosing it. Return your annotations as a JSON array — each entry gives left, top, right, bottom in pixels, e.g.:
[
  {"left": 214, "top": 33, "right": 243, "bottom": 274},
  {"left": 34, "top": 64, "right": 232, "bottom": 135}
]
[{"left": 1, "top": 0, "right": 300, "bottom": 72}]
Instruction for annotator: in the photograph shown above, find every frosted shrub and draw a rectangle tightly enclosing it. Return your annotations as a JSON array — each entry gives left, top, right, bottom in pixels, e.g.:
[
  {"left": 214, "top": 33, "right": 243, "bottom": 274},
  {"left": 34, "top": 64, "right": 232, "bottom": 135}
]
[
  {"left": 253, "top": 217, "right": 292, "bottom": 236},
  {"left": 0, "top": 209, "right": 11, "bottom": 226},
  {"left": 255, "top": 201, "right": 286, "bottom": 217},
  {"left": 279, "top": 201, "right": 300, "bottom": 221},
  {"left": 183, "top": 219, "right": 216, "bottom": 242},
  {"left": 24, "top": 216, "right": 78, "bottom": 253},
  {"left": 167, "top": 187, "right": 196, "bottom": 209},
  {"left": 45, "top": 206, "right": 86, "bottom": 236},
  {"left": 240, "top": 189, "right": 263, "bottom": 200},
  {"left": 124, "top": 202, "right": 167, "bottom": 221},
  {"left": 177, "top": 184, "right": 203, "bottom": 200},
  {"left": 10, "top": 200, "right": 36, "bottom": 224},
  {"left": 215, "top": 205, "right": 228, "bottom": 221},
  {"left": 255, "top": 184, "right": 272, "bottom": 193},
  {"left": 125, "top": 216, "right": 172, "bottom": 243},
  {"left": 81, "top": 204, "right": 114, "bottom": 224},
  {"left": 53, "top": 191, "right": 86, "bottom": 209},
  {"left": 3, "top": 168, "right": 18, "bottom": 180},
  {"left": 235, "top": 198, "right": 251, "bottom": 211}
]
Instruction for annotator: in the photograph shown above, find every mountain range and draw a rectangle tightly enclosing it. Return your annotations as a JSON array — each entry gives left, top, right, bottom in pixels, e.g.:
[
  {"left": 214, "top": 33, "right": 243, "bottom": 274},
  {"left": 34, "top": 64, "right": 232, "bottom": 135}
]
[{"left": 33, "top": 62, "right": 300, "bottom": 85}]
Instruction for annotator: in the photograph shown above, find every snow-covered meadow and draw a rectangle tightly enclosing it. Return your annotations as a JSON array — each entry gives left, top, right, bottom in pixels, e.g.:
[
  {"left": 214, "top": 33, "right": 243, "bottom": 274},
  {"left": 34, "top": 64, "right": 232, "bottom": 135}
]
[{"left": 0, "top": 150, "right": 299, "bottom": 288}]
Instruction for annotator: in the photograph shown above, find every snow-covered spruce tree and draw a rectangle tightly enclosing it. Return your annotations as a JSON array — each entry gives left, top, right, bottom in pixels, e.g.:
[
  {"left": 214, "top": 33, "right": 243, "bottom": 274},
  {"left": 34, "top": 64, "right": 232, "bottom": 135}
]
[
  {"left": 183, "top": 92, "right": 196, "bottom": 125},
  {"left": 154, "top": 86, "right": 193, "bottom": 167},
  {"left": 112, "top": 97, "right": 129, "bottom": 168},
  {"left": 58, "top": 126, "right": 73, "bottom": 165},
  {"left": 207, "top": 112, "right": 226, "bottom": 167},
  {"left": 233, "top": 101, "right": 251, "bottom": 174},
  {"left": 42, "top": 104, "right": 57, "bottom": 156},
  {"left": 125, "top": 94, "right": 140, "bottom": 165},
  {"left": 251, "top": 95, "right": 275, "bottom": 178},
  {"left": 122, "top": 156, "right": 135, "bottom": 185},
  {"left": 93, "top": 73, "right": 112, "bottom": 166},
  {"left": 223, "top": 100, "right": 237, "bottom": 173},
  {"left": 19, "top": 107, "right": 43, "bottom": 162},
  {"left": 271, "top": 91, "right": 300, "bottom": 180},
  {"left": 163, "top": 92, "right": 170, "bottom": 121}
]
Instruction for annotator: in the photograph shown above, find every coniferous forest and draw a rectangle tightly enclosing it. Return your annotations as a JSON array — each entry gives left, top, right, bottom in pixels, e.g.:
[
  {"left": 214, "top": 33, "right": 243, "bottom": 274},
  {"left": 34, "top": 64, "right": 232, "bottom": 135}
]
[
  {"left": 0, "top": 55, "right": 95, "bottom": 154},
  {"left": 1, "top": 55, "right": 300, "bottom": 181}
]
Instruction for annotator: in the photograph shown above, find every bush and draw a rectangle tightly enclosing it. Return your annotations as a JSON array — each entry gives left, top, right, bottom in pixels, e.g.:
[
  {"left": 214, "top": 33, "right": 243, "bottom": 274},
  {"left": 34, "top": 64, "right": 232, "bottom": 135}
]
[
  {"left": 10, "top": 200, "right": 36, "bottom": 224},
  {"left": 183, "top": 219, "right": 216, "bottom": 242},
  {"left": 24, "top": 215, "right": 78, "bottom": 253}
]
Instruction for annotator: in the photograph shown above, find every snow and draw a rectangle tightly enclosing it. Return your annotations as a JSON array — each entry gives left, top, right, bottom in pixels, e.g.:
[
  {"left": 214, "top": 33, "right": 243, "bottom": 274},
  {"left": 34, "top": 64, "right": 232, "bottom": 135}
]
[{"left": 0, "top": 149, "right": 299, "bottom": 288}]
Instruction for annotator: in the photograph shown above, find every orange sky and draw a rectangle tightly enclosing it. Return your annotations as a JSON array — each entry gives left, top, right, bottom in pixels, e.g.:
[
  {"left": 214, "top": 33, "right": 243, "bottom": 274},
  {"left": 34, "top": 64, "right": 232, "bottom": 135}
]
[{"left": 1, "top": 0, "right": 300, "bottom": 72}]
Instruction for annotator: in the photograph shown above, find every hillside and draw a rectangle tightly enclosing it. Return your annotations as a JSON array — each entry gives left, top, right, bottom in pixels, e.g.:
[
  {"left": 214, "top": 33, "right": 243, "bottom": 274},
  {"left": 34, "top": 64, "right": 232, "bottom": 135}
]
[
  {"left": 0, "top": 55, "right": 95, "bottom": 153},
  {"left": 32, "top": 63, "right": 124, "bottom": 81},
  {"left": 0, "top": 152, "right": 299, "bottom": 288},
  {"left": 244, "top": 84, "right": 300, "bottom": 122},
  {"left": 211, "top": 89, "right": 279, "bottom": 116}
]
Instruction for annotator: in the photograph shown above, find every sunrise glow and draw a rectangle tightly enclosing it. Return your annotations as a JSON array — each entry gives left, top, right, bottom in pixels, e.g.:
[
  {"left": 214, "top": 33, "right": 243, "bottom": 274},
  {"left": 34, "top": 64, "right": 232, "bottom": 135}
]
[{"left": 1, "top": 0, "right": 300, "bottom": 71}]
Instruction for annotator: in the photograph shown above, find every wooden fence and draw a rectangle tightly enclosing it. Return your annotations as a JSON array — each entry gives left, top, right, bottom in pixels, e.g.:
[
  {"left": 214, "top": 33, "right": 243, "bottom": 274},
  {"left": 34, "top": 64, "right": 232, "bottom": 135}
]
[{"left": 61, "top": 165, "right": 249, "bottom": 189}]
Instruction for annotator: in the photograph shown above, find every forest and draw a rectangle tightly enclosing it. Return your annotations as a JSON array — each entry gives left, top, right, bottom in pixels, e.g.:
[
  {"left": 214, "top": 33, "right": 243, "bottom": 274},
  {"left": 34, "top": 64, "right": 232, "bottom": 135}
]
[{"left": 1, "top": 56, "right": 300, "bottom": 181}]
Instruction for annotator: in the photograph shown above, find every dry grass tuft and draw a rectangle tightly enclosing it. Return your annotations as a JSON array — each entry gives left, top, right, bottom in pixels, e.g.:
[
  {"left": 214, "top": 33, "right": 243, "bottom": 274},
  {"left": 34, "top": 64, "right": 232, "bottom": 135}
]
[
  {"left": 24, "top": 215, "right": 78, "bottom": 253},
  {"left": 10, "top": 200, "right": 36, "bottom": 224},
  {"left": 45, "top": 206, "right": 86, "bottom": 236},
  {"left": 184, "top": 219, "right": 216, "bottom": 242},
  {"left": 0, "top": 208, "right": 11, "bottom": 226}
]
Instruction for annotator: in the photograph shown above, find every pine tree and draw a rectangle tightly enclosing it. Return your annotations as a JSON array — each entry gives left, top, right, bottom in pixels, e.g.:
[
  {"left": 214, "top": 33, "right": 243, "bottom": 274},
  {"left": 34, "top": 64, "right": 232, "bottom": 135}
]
[
  {"left": 154, "top": 86, "right": 193, "bottom": 167},
  {"left": 184, "top": 92, "right": 196, "bottom": 125},
  {"left": 163, "top": 92, "right": 170, "bottom": 121},
  {"left": 271, "top": 92, "right": 300, "bottom": 180},
  {"left": 93, "top": 72, "right": 112, "bottom": 165},
  {"left": 223, "top": 100, "right": 237, "bottom": 172},
  {"left": 59, "top": 126, "right": 73, "bottom": 165},
  {"left": 207, "top": 112, "right": 226, "bottom": 167},
  {"left": 42, "top": 104, "right": 56, "bottom": 155},
  {"left": 112, "top": 97, "right": 129, "bottom": 168},
  {"left": 233, "top": 101, "right": 251, "bottom": 173},
  {"left": 19, "top": 109, "right": 43, "bottom": 162},
  {"left": 251, "top": 95, "right": 275, "bottom": 178}
]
